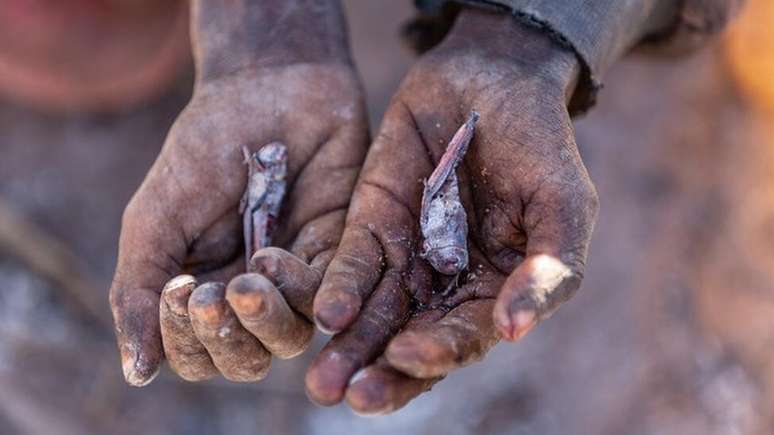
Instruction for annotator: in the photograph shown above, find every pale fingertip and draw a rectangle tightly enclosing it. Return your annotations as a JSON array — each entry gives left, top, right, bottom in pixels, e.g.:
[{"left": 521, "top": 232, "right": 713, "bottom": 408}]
[
  {"left": 509, "top": 309, "right": 537, "bottom": 341},
  {"left": 494, "top": 307, "right": 537, "bottom": 342},
  {"left": 121, "top": 346, "right": 160, "bottom": 387},
  {"left": 493, "top": 299, "right": 515, "bottom": 340}
]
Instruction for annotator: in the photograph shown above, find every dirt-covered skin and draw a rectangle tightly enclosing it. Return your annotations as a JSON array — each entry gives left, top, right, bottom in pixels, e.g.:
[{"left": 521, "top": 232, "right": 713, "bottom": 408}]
[
  {"left": 306, "top": 8, "right": 599, "bottom": 411},
  {"left": 109, "top": 0, "right": 368, "bottom": 386}
]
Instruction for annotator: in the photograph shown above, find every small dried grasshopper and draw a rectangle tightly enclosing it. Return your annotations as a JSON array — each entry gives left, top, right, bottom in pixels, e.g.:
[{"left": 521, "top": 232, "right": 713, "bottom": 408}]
[
  {"left": 420, "top": 111, "right": 479, "bottom": 275},
  {"left": 240, "top": 142, "right": 288, "bottom": 268}
]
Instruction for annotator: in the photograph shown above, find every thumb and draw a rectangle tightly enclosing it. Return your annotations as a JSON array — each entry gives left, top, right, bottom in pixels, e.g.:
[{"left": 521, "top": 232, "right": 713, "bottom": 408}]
[
  {"left": 109, "top": 190, "right": 187, "bottom": 386},
  {"left": 493, "top": 175, "right": 599, "bottom": 341}
]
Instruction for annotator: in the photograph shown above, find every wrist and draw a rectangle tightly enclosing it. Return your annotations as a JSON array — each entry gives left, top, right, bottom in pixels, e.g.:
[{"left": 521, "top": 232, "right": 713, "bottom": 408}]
[
  {"left": 192, "top": 0, "right": 352, "bottom": 84},
  {"left": 440, "top": 7, "right": 580, "bottom": 106}
]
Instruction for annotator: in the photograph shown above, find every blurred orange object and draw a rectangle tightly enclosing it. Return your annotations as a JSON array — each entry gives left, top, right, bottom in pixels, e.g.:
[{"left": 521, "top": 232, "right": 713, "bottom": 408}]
[
  {"left": 724, "top": 0, "right": 774, "bottom": 112},
  {"left": 0, "top": 0, "right": 190, "bottom": 112}
]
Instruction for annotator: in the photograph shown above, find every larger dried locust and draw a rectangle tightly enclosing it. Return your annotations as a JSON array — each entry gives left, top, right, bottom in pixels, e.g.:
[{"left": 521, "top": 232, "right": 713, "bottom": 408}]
[
  {"left": 420, "top": 111, "right": 479, "bottom": 275},
  {"left": 240, "top": 142, "right": 288, "bottom": 267}
]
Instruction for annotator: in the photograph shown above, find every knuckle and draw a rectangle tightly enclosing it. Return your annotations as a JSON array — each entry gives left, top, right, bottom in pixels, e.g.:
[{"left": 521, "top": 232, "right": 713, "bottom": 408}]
[
  {"left": 108, "top": 283, "right": 121, "bottom": 310},
  {"left": 579, "top": 179, "right": 600, "bottom": 215},
  {"left": 120, "top": 196, "right": 142, "bottom": 228},
  {"left": 120, "top": 191, "right": 159, "bottom": 233},
  {"left": 542, "top": 175, "right": 599, "bottom": 225}
]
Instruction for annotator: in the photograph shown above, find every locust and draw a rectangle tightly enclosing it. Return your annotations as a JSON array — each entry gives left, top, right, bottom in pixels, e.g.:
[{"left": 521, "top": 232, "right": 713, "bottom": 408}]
[
  {"left": 420, "top": 111, "right": 479, "bottom": 276},
  {"left": 240, "top": 142, "right": 288, "bottom": 268}
]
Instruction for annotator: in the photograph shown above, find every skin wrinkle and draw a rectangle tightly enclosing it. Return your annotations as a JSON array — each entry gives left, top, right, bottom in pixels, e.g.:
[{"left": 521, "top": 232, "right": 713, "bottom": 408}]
[
  {"left": 469, "top": 169, "right": 527, "bottom": 273},
  {"left": 184, "top": 206, "right": 242, "bottom": 270},
  {"left": 355, "top": 224, "right": 397, "bottom": 274},
  {"left": 156, "top": 153, "right": 195, "bottom": 233},
  {"left": 359, "top": 179, "right": 420, "bottom": 223},
  {"left": 368, "top": 227, "right": 413, "bottom": 273},
  {"left": 400, "top": 100, "right": 440, "bottom": 167},
  {"left": 289, "top": 207, "right": 346, "bottom": 244},
  {"left": 281, "top": 176, "right": 354, "bottom": 247},
  {"left": 286, "top": 131, "right": 334, "bottom": 194},
  {"left": 291, "top": 226, "right": 340, "bottom": 264},
  {"left": 315, "top": 224, "right": 386, "bottom": 318}
]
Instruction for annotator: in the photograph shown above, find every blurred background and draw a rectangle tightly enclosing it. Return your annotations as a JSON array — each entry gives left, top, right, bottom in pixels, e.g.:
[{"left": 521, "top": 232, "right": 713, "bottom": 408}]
[{"left": 0, "top": 1, "right": 772, "bottom": 434}]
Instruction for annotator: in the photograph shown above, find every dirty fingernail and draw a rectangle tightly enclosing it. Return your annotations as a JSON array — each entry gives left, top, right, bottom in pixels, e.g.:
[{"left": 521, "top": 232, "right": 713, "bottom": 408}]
[
  {"left": 162, "top": 274, "right": 198, "bottom": 316},
  {"left": 314, "top": 291, "right": 361, "bottom": 335}
]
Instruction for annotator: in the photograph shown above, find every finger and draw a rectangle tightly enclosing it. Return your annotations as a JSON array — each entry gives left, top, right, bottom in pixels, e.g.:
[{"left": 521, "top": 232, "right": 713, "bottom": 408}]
[
  {"left": 311, "top": 101, "right": 439, "bottom": 334},
  {"left": 194, "top": 255, "right": 244, "bottom": 286},
  {"left": 305, "top": 271, "right": 411, "bottom": 406},
  {"left": 312, "top": 225, "right": 384, "bottom": 334},
  {"left": 249, "top": 247, "right": 323, "bottom": 320},
  {"left": 110, "top": 194, "right": 187, "bottom": 386},
  {"left": 272, "top": 120, "right": 366, "bottom": 251},
  {"left": 438, "top": 251, "right": 506, "bottom": 307},
  {"left": 289, "top": 209, "right": 346, "bottom": 265},
  {"left": 226, "top": 273, "right": 313, "bottom": 359},
  {"left": 159, "top": 275, "right": 218, "bottom": 381},
  {"left": 345, "top": 359, "right": 440, "bottom": 416},
  {"left": 493, "top": 255, "right": 578, "bottom": 341},
  {"left": 494, "top": 178, "right": 599, "bottom": 341},
  {"left": 310, "top": 248, "right": 335, "bottom": 274},
  {"left": 344, "top": 310, "right": 445, "bottom": 415},
  {"left": 385, "top": 299, "right": 499, "bottom": 379},
  {"left": 188, "top": 282, "right": 271, "bottom": 382}
]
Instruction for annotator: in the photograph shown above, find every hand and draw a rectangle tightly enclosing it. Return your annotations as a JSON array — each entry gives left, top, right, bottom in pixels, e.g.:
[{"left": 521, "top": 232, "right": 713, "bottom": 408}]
[
  {"left": 304, "top": 8, "right": 598, "bottom": 413},
  {"left": 109, "top": 0, "right": 368, "bottom": 386}
]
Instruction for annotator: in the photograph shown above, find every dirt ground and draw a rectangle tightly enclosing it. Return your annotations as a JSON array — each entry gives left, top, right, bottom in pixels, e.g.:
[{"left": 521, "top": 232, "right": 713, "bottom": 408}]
[{"left": 0, "top": 1, "right": 772, "bottom": 434}]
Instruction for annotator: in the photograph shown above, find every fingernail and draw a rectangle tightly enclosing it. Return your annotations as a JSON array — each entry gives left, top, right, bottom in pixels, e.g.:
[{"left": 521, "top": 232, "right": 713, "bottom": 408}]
[
  {"left": 226, "top": 288, "right": 267, "bottom": 320},
  {"left": 188, "top": 282, "right": 227, "bottom": 327},
  {"left": 121, "top": 346, "right": 159, "bottom": 387},
  {"left": 225, "top": 273, "right": 274, "bottom": 320},
  {"left": 314, "top": 291, "right": 360, "bottom": 335},
  {"left": 162, "top": 274, "right": 197, "bottom": 316},
  {"left": 507, "top": 309, "right": 537, "bottom": 341},
  {"left": 250, "top": 250, "right": 281, "bottom": 276}
]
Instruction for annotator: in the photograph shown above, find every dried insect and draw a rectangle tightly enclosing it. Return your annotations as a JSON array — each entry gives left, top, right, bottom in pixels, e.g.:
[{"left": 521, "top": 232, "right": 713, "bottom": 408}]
[
  {"left": 240, "top": 142, "right": 288, "bottom": 268},
  {"left": 420, "top": 111, "right": 479, "bottom": 275}
]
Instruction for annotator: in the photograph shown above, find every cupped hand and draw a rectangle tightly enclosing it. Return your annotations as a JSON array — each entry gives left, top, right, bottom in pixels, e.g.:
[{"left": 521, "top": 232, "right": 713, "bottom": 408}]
[
  {"left": 110, "top": 60, "right": 368, "bottom": 386},
  {"left": 305, "top": 8, "right": 598, "bottom": 413}
]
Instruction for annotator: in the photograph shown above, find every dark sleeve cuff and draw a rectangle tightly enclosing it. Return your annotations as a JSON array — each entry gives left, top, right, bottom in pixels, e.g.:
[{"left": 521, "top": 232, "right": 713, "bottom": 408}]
[{"left": 412, "top": 0, "right": 742, "bottom": 114}]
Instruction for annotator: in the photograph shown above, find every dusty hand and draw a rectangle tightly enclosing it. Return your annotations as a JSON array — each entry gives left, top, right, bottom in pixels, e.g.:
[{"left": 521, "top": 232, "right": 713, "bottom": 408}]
[
  {"left": 305, "top": 8, "right": 598, "bottom": 413},
  {"left": 109, "top": 1, "right": 368, "bottom": 385}
]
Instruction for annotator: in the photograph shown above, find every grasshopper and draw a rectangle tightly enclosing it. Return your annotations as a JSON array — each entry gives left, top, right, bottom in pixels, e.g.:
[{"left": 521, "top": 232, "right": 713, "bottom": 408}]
[
  {"left": 420, "top": 111, "right": 479, "bottom": 276},
  {"left": 240, "top": 142, "right": 288, "bottom": 268}
]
